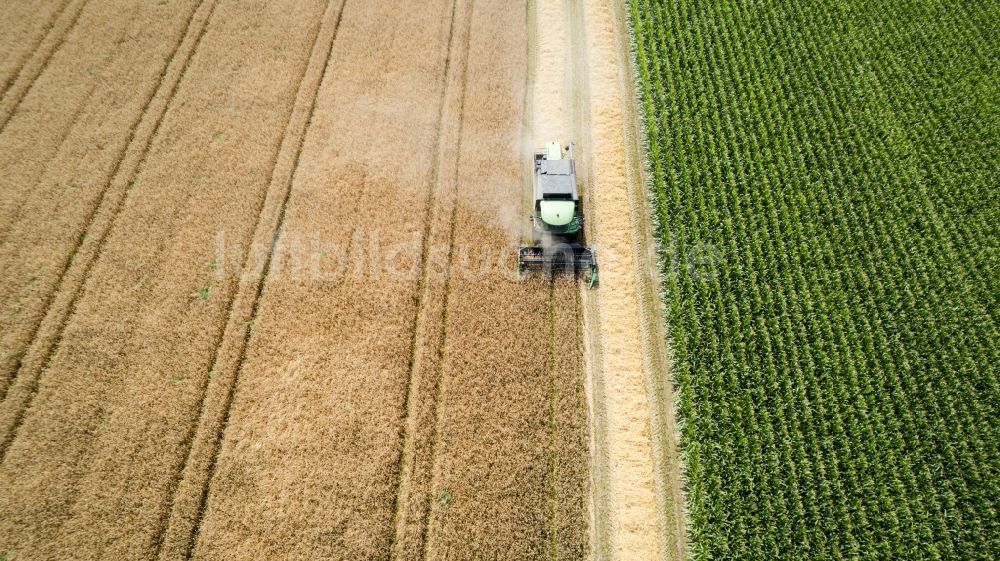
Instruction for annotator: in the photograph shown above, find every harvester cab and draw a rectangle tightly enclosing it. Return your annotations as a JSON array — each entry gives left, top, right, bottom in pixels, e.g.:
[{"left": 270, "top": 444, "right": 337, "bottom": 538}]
[{"left": 518, "top": 141, "right": 598, "bottom": 287}]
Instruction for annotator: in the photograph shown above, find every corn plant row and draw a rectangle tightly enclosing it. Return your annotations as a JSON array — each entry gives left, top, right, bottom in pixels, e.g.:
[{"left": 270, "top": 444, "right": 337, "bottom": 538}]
[{"left": 628, "top": 0, "right": 999, "bottom": 558}]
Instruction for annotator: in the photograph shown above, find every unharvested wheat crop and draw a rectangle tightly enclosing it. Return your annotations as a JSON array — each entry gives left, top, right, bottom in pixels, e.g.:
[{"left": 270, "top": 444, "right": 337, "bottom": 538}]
[{"left": 0, "top": 1, "right": 591, "bottom": 560}]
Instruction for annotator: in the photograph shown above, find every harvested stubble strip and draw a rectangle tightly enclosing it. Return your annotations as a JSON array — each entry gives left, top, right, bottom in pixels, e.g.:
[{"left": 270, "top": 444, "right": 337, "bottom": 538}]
[
  {"left": 0, "top": 0, "right": 330, "bottom": 558},
  {"left": 0, "top": 0, "right": 70, "bottom": 95},
  {"left": 576, "top": 0, "right": 684, "bottom": 559},
  {"left": 418, "top": 2, "right": 588, "bottom": 559},
  {"left": 529, "top": 0, "right": 568, "bottom": 143},
  {"left": 188, "top": 0, "right": 458, "bottom": 559},
  {"left": 0, "top": 0, "right": 205, "bottom": 397}
]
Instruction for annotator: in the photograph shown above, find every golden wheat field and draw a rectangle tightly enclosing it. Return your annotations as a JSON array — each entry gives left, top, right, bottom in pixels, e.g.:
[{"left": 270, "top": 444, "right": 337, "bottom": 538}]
[{"left": 0, "top": 1, "right": 676, "bottom": 560}]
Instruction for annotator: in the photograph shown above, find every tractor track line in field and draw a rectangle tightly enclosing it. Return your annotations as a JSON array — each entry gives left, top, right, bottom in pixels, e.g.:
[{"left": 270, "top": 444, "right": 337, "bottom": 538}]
[
  {"left": 0, "top": 0, "right": 148, "bottom": 256},
  {"left": 0, "top": 0, "right": 92, "bottom": 250},
  {"left": 152, "top": 3, "right": 348, "bottom": 558},
  {"left": 0, "top": 0, "right": 89, "bottom": 134},
  {"left": 0, "top": 0, "right": 217, "bottom": 461},
  {"left": 418, "top": 9, "right": 475, "bottom": 554},
  {"left": 0, "top": 0, "right": 209, "bottom": 398},
  {"left": 386, "top": 0, "right": 461, "bottom": 556},
  {"left": 153, "top": 0, "right": 344, "bottom": 552},
  {"left": 0, "top": 100, "right": 89, "bottom": 255},
  {"left": 0, "top": 0, "right": 74, "bottom": 99},
  {"left": 418, "top": 159, "right": 461, "bottom": 561}
]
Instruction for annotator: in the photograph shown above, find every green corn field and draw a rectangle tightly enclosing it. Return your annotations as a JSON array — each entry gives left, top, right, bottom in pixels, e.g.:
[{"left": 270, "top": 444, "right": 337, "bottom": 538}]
[{"left": 628, "top": 0, "right": 999, "bottom": 559}]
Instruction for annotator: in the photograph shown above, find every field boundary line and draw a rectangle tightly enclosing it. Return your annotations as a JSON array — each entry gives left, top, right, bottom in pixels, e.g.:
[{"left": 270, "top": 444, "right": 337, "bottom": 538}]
[
  {"left": 0, "top": 0, "right": 217, "bottom": 462},
  {"left": 149, "top": 2, "right": 348, "bottom": 559},
  {"left": 0, "top": 0, "right": 89, "bottom": 134},
  {"left": 386, "top": 0, "right": 463, "bottom": 557}
]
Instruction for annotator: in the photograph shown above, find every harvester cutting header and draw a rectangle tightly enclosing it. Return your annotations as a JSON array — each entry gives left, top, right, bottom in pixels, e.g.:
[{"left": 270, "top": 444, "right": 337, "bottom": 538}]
[{"left": 517, "top": 141, "right": 598, "bottom": 287}]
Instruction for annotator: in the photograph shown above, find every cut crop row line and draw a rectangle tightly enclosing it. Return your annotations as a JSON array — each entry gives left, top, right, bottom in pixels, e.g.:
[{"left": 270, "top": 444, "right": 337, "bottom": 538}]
[
  {"left": 521, "top": 0, "right": 538, "bottom": 244},
  {"left": 561, "top": 2, "right": 609, "bottom": 557},
  {"left": 558, "top": 4, "right": 591, "bottom": 560},
  {"left": 0, "top": 0, "right": 217, "bottom": 462}
]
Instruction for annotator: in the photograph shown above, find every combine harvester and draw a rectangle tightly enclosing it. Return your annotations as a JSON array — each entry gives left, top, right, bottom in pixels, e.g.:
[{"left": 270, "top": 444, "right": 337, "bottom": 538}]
[{"left": 518, "top": 141, "right": 598, "bottom": 287}]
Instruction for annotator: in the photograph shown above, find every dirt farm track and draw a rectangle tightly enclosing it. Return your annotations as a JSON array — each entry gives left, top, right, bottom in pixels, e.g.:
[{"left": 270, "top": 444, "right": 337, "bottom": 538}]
[{"left": 0, "top": 1, "right": 680, "bottom": 560}]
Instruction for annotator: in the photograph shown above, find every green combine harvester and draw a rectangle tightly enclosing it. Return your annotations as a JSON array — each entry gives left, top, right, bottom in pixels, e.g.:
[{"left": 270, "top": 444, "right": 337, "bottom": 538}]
[{"left": 518, "top": 141, "right": 598, "bottom": 287}]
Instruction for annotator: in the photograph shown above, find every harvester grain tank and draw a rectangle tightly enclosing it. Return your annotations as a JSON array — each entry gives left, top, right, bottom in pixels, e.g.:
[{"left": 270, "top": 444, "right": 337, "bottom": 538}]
[{"left": 517, "top": 141, "right": 598, "bottom": 287}]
